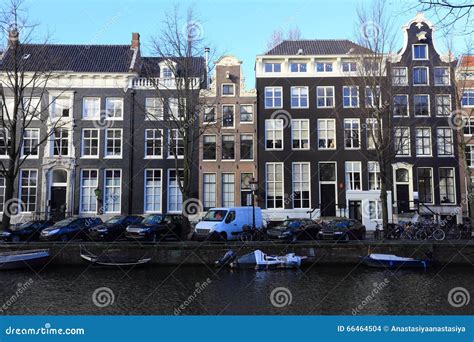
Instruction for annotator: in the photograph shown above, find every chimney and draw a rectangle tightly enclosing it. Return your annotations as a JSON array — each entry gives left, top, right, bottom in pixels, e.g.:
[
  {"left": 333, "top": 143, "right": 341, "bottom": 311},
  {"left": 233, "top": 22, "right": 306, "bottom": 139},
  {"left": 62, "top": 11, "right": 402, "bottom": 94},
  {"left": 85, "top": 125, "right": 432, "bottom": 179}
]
[
  {"left": 8, "top": 26, "right": 19, "bottom": 48},
  {"left": 131, "top": 32, "right": 140, "bottom": 50},
  {"left": 204, "top": 47, "right": 210, "bottom": 89}
]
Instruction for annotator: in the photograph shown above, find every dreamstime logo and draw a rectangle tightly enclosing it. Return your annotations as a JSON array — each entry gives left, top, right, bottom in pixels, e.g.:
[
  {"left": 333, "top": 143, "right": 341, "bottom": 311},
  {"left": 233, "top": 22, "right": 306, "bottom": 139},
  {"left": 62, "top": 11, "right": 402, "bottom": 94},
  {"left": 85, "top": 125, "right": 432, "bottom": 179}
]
[
  {"left": 174, "top": 278, "right": 212, "bottom": 315},
  {"left": 270, "top": 287, "right": 292, "bottom": 308},
  {"left": 0, "top": 278, "right": 34, "bottom": 313},
  {"left": 4, "top": 198, "right": 26, "bottom": 218},
  {"left": 92, "top": 287, "right": 115, "bottom": 308},
  {"left": 448, "top": 109, "right": 468, "bottom": 131},
  {"left": 360, "top": 21, "right": 380, "bottom": 40},
  {"left": 448, "top": 287, "right": 470, "bottom": 308},
  {"left": 270, "top": 109, "right": 292, "bottom": 128},
  {"left": 182, "top": 198, "right": 204, "bottom": 221},
  {"left": 182, "top": 21, "right": 204, "bottom": 42},
  {"left": 92, "top": 110, "right": 115, "bottom": 129},
  {"left": 352, "top": 278, "right": 390, "bottom": 315}
]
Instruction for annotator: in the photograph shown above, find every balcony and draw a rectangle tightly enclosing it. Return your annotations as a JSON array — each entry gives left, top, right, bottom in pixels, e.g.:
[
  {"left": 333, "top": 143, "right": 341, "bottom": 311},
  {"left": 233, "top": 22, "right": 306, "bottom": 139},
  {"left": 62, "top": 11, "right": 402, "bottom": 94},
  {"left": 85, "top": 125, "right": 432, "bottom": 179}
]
[{"left": 131, "top": 77, "right": 201, "bottom": 90}]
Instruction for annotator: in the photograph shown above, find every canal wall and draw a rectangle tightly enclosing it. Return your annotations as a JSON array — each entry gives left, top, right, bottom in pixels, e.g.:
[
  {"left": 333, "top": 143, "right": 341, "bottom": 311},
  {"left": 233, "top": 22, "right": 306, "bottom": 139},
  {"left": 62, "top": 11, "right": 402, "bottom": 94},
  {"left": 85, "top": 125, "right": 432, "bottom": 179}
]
[{"left": 1, "top": 241, "right": 474, "bottom": 266}]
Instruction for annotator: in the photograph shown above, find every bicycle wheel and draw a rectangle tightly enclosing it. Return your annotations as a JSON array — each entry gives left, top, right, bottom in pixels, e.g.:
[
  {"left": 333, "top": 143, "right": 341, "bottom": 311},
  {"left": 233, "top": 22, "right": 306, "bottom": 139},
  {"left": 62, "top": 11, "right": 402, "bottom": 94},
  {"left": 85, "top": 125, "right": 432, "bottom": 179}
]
[
  {"left": 432, "top": 229, "right": 445, "bottom": 241},
  {"left": 240, "top": 232, "right": 252, "bottom": 242},
  {"left": 415, "top": 231, "right": 427, "bottom": 241}
]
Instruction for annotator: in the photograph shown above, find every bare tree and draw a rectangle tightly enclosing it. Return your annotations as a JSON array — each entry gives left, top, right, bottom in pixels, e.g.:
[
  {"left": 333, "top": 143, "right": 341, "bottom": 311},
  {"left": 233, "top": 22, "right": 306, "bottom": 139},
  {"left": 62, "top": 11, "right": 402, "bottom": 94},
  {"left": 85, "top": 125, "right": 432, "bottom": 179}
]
[
  {"left": 266, "top": 26, "right": 302, "bottom": 52},
  {"left": 418, "top": 0, "right": 474, "bottom": 35},
  {"left": 0, "top": 0, "right": 67, "bottom": 229}
]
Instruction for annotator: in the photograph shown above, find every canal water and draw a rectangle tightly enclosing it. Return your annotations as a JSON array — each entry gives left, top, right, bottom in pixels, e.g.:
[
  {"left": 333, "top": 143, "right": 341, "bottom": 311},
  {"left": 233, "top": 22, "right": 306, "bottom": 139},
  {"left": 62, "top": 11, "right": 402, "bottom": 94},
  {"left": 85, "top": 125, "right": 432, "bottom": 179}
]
[{"left": 0, "top": 265, "right": 472, "bottom": 315}]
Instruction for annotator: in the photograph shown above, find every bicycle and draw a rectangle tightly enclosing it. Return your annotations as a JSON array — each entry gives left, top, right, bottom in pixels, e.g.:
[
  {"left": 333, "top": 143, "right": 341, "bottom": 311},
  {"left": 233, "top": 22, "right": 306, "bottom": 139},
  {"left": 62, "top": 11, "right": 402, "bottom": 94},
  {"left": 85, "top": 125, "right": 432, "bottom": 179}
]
[{"left": 239, "top": 225, "right": 267, "bottom": 242}]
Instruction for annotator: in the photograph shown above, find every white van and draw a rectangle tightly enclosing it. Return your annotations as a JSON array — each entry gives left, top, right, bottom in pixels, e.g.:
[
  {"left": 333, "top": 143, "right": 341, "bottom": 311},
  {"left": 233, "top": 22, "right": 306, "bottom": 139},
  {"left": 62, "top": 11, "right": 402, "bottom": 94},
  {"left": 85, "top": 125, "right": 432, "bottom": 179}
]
[{"left": 194, "top": 207, "right": 263, "bottom": 241}]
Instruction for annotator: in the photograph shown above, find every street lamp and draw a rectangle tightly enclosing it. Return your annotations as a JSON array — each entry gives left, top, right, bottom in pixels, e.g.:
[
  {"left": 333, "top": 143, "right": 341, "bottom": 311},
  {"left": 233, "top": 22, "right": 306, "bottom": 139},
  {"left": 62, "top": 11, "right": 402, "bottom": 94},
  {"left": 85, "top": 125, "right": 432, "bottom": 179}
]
[
  {"left": 94, "top": 188, "right": 102, "bottom": 215},
  {"left": 249, "top": 178, "right": 259, "bottom": 230}
]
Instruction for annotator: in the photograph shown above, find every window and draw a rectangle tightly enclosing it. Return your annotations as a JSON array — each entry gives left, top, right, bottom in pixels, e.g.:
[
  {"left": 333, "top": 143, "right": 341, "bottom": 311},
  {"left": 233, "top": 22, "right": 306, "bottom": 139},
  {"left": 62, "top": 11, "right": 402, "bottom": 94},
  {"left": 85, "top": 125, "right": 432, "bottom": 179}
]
[
  {"left": 466, "top": 145, "right": 474, "bottom": 167},
  {"left": 368, "top": 161, "right": 381, "bottom": 190},
  {"left": 343, "top": 86, "right": 359, "bottom": 108},
  {"left": 465, "top": 118, "right": 474, "bottom": 135},
  {"left": 413, "top": 44, "right": 428, "bottom": 60},
  {"left": 145, "top": 129, "right": 163, "bottom": 158},
  {"left": 145, "top": 98, "right": 163, "bottom": 120},
  {"left": 203, "top": 135, "right": 216, "bottom": 160},
  {"left": 395, "top": 127, "right": 411, "bottom": 156},
  {"left": 365, "top": 86, "right": 380, "bottom": 107},
  {"left": 393, "top": 95, "right": 409, "bottom": 117},
  {"left": 104, "top": 169, "right": 121, "bottom": 213},
  {"left": 240, "top": 134, "right": 253, "bottom": 160},
  {"left": 82, "top": 97, "right": 100, "bottom": 119},
  {"left": 316, "top": 86, "right": 334, "bottom": 108},
  {"left": 240, "top": 105, "right": 253, "bottom": 123},
  {"left": 222, "top": 105, "right": 234, "bottom": 127},
  {"left": 414, "top": 95, "right": 430, "bottom": 116},
  {"left": 344, "top": 119, "right": 360, "bottom": 149},
  {"left": 316, "top": 62, "right": 333, "bottom": 72},
  {"left": 264, "top": 62, "right": 281, "bottom": 73},
  {"left": 221, "top": 173, "right": 235, "bottom": 207},
  {"left": 265, "top": 87, "right": 282, "bottom": 108},
  {"left": 0, "top": 129, "right": 11, "bottom": 156},
  {"left": 222, "top": 135, "right": 235, "bottom": 160},
  {"left": 291, "top": 86, "right": 308, "bottom": 108},
  {"left": 435, "top": 95, "right": 451, "bottom": 116},
  {"left": 437, "top": 128, "right": 453, "bottom": 156},
  {"left": 439, "top": 168, "right": 455, "bottom": 204},
  {"left": 168, "top": 169, "right": 183, "bottom": 212},
  {"left": 0, "top": 177, "right": 4, "bottom": 213},
  {"left": 169, "top": 98, "right": 185, "bottom": 120},
  {"left": 291, "top": 119, "right": 309, "bottom": 150},
  {"left": 161, "top": 66, "right": 173, "bottom": 79},
  {"left": 222, "top": 84, "right": 235, "bottom": 96},
  {"left": 169, "top": 129, "right": 184, "bottom": 158},
  {"left": 204, "top": 106, "right": 216, "bottom": 123},
  {"left": 368, "top": 201, "right": 382, "bottom": 220},
  {"left": 342, "top": 62, "right": 357, "bottom": 72},
  {"left": 20, "top": 169, "right": 37, "bottom": 212},
  {"left": 413, "top": 67, "right": 429, "bottom": 85},
  {"left": 292, "top": 162, "right": 310, "bottom": 209},
  {"left": 105, "top": 129, "right": 122, "bottom": 157},
  {"left": 203, "top": 173, "right": 216, "bottom": 210},
  {"left": 265, "top": 119, "right": 283, "bottom": 150},
  {"left": 318, "top": 119, "right": 336, "bottom": 149},
  {"left": 80, "top": 170, "right": 98, "bottom": 213},
  {"left": 345, "top": 162, "right": 362, "bottom": 190},
  {"left": 462, "top": 89, "right": 474, "bottom": 107},
  {"left": 415, "top": 128, "right": 432, "bottom": 156},
  {"left": 366, "top": 118, "right": 380, "bottom": 150},
  {"left": 53, "top": 129, "right": 69, "bottom": 156},
  {"left": 266, "top": 163, "right": 284, "bottom": 209},
  {"left": 418, "top": 168, "right": 433, "bottom": 204},
  {"left": 22, "top": 128, "right": 39, "bottom": 157},
  {"left": 81, "top": 129, "right": 99, "bottom": 157},
  {"left": 105, "top": 98, "right": 123, "bottom": 119},
  {"left": 241, "top": 173, "right": 253, "bottom": 207},
  {"left": 319, "top": 162, "right": 336, "bottom": 182},
  {"left": 22, "top": 97, "right": 41, "bottom": 120},
  {"left": 51, "top": 96, "right": 70, "bottom": 118},
  {"left": 290, "top": 62, "right": 307, "bottom": 72},
  {"left": 392, "top": 67, "right": 408, "bottom": 86},
  {"left": 434, "top": 67, "right": 450, "bottom": 85},
  {"left": 144, "top": 169, "right": 162, "bottom": 213}
]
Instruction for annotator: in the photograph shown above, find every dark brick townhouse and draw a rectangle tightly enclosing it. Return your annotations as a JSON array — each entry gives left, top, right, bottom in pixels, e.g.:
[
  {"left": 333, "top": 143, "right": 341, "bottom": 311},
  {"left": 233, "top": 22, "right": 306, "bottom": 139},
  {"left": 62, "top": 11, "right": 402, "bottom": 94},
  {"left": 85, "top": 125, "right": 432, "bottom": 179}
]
[
  {"left": 0, "top": 32, "right": 204, "bottom": 221},
  {"left": 255, "top": 13, "right": 461, "bottom": 229}
]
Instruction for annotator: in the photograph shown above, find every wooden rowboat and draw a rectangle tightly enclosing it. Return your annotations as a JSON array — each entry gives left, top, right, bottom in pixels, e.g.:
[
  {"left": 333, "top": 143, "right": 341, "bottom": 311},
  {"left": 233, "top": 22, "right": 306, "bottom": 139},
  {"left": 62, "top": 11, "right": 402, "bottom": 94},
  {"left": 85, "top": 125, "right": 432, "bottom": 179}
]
[{"left": 0, "top": 249, "right": 50, "bottom": 270}]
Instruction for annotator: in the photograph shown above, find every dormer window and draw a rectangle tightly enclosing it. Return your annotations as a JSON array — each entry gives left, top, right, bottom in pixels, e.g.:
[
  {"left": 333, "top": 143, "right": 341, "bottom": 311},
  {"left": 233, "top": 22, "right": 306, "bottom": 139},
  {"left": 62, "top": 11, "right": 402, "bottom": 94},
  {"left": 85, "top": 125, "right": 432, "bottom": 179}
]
[
  {"left": 264, "top": 62, "right": 281, "bottom": 73},
  {"left": 413, "top": 44, "right": 428, "bottom": 60},
  {"left": 342, "top": 62, "right": 357, "bottom": 72},
  {"left": 290, "top": 62, "right": 307, "bottom": 72},
  {"left": 316, "top": 62, "right": 333, "bottom": 72},
  {"left": 161, "top": 66, "right": 173, "bottom": 79}
]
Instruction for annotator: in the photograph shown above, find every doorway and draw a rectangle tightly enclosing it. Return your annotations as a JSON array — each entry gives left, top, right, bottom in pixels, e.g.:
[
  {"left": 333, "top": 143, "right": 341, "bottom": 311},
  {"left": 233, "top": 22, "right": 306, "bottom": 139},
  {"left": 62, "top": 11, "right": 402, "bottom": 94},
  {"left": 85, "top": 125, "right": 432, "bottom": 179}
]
[
  {"left": 349, "top": 200, "right": 362, "bottom": 222},
  {"left": 320, "top": 184, "right": 336, "bottom": 217},
  {"left": 50, "top": 169, "right": 67, "bottom": 221},
  {"left": 395, "top": 168, "right": 410, "bottom": 213}
]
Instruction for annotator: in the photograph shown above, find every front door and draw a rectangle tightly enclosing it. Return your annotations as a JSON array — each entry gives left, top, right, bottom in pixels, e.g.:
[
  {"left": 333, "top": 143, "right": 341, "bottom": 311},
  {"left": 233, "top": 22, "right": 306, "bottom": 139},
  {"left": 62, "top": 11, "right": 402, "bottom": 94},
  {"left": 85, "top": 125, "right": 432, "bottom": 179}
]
[
  {"left": 349, "top": 200, "right": 362, "bottom": 222},
  {"left": 50, "top": 186, "right": 67, "bottom": 221},
  {"left": 320, "top": 184, "right": 336, "bottom": 217},
  {"left": 396, "top": 184, "right": 410, "bottom": 213}
]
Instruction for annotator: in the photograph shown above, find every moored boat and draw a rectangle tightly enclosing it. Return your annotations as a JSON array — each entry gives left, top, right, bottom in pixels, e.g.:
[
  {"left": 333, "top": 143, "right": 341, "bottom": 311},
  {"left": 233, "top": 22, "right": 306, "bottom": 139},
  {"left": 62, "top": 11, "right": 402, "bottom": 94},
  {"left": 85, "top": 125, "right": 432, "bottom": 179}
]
[
  {"left": 80, "top": 249, "right": 151, "bottom": 267},
  {"left": 0, "top": 249, "right": 50, "bottom": 270},
  {"left": 224, "top": 249, "right": 307, "bottom": 270},
  {"left": 361, "top": 253, "right": 431, "bottom": 269}
]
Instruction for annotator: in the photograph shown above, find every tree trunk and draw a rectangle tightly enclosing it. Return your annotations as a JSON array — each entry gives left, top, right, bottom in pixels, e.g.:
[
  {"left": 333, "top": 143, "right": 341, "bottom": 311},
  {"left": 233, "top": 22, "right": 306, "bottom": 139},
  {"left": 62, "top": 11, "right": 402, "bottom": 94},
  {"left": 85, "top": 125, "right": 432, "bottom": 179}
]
[{"left": 1, "top": 174, "right": 16, "bottom": 231}]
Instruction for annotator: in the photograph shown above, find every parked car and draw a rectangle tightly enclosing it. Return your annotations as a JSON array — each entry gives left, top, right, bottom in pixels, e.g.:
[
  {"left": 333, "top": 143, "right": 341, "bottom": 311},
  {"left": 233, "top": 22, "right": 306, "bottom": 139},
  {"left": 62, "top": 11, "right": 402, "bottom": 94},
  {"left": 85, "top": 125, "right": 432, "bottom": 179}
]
[
  {"left": 125, "top": 214, "right": 191, "bottom": 242},
  {"left": 194, "top": 207, "right": 263, "bottom": 241},
  {"left": 88, "top": 215, "right": 143, "bottom": 241},
  {"left": 267, "top": 218, "right": 321, "bottom": 241},
  {"left": 40, "top": 217, "right": 102, "bottom": 242},
  {"left": 317, "top": 218, "right": 366, "bottom": 241},
  {"left": 0, "top": 220, "right": 54, "bottom": 242}
]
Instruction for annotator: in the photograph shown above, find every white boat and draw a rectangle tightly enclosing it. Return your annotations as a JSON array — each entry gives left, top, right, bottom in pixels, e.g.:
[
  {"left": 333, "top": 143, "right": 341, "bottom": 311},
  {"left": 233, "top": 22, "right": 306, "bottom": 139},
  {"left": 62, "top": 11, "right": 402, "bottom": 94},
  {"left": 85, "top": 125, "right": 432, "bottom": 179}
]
[
  {"left": 361, "top": 253, "right": 431, "bottom": 269},
  {"left": 229, "top": 250, "right": 307, "bottom": 270}
]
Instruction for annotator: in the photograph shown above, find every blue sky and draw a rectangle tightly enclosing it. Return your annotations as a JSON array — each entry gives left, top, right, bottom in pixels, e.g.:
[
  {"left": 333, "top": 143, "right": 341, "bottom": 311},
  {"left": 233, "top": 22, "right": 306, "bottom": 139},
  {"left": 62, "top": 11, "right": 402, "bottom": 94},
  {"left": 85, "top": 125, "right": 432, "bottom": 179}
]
[{"left": 24, "top": 0, "right": 467, "bottom": 86}]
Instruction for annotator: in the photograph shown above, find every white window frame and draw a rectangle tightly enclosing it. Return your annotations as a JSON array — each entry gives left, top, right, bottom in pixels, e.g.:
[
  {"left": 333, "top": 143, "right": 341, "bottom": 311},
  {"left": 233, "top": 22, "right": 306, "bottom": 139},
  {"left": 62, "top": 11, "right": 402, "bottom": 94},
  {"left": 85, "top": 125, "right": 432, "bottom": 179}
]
[
  {"left": 265, "top": 119, "right": 284, "bottom": 151},
  {"left": 291, "top": 119, "right": 310, "bottom": 150},
  {"left": 264, "top": 86, "right": 283, "bottom": 109},
  {"left": 435, "top": 95, "right": 452, "bottom": 117},
  {"left": 412, "top": 44, "right": 428, "bottom": 60},
  {"left": 81, "top": 129, "right": 100, "bottom": 158},
  {"left": 221, "top": 83, "right": 235, "bottom": 97},
  {"left": 391, "top": 67, "right": 408, "bottom": 86},
  {"left": 239, "top": 104, "right": 254, "bottom": 124},
  {"left": 417, "top": 167, "right": 434, "bottom": 205},
  {"left": 221, "top": 134, "right": 235, "bottom": 161},
  {"left": 105, "top": 97, "right": 123, "bottom": 120},
  {"left": 145, "top": 98, "right": 164, "bottom": 120},
  {"left": 203, "top": 134, "right": 217, "bottom": 161},
  {"left": 415, "top": 127, "right": 432, "bottom": 157},
  {"left": 345, "top": 161, "right": 362, "bottom": 191},
  {"left": 289, "top": 62, "right": 307, "bottom": 73},
  {"left": 264, "top": 62, "right": 281, "bottom": 73},
  {"left": 104, "top": 128, "right": 123, "bottom": 158},
  {"left": 316, "top": 62, "right": 333, "bottom": 73},
  {"left": 167, "top": 169, "right": 183, "bottom": 213},
  {"left": 344, "top": 118, "right": 361, "bottom": 150},
  {"left": 439, "top": 167, "right": 456, "bottom": 205},
  {"left": 168, "top": 129, "right": 184, "bottom": 159},
  {"left": 395, "top": 126, "right": 411, "bottom": 156},
  {"left": 436, "top": 127, "right": 454, "bottom": 157},
  {"left": 413, "top": 66, "right": 429, "bottom": 86},
  {"left": 19, "top": 169, "right": 38, "bottom": 213},
  {"left": 343, "top": 86, "right": 359, "bottom": 108},
  {"left": 21, "top": 128, "right": 40, "bottom": 158},
  {"left": 316, "top": 86, "right": 335, "bottom": 108},
  {"left": 393, "top": 94, "right": 409, "bottom": 117},
  {"left": 434, "top": 67, "right": 451, "bottom": 86},
  {"left": 292, "top": 162, "right": 311, "bottom": 209},
  {"left": 222, "top": 173, "right": 235, "bottom": 207},
  {"left": 203, "top": 173, "right": 217, "bottom": 210},
  {"left": 52, "top": 128, "right": 70, "bottom": 157},
  {"left": 240, "top": 134, "right": 254, "bottom": 161},
  {"left": 368, "top": 161, "right": 381, "bottom": 190},
  {"left": 103, "top": 169, "right": 122, "bottom": 214},
  {"left": 413, "top": 94, "right": 430, "bottom": 117},
  {"left": 265, "top": 162, "right": 284, "bottom": 209},
  {"left": 145, "top": 129, "right": 163, "bottom": 159},
  {"left": 461, "top": 89, "right": 474, "bottom": 108},
  {"left": 317, "top": 119, "right": 336, "bottom": 150},
  {"left": 79, "top": 169, "right": 98, "bottom": 214},
  {"left": 290, "top": 86, "right": 309, "bottom": 109},
  {"left": 82, "top": 97, "right": 101, "bottom": 120},
  {"left": 342, "top": 61, "right": 357, "bottom": 72},
  {"left": 222, "top": 104, "right": 235, "bottom": 128},
  {"left": 144, "top": 169, "right": 162, "bottom": 213}
]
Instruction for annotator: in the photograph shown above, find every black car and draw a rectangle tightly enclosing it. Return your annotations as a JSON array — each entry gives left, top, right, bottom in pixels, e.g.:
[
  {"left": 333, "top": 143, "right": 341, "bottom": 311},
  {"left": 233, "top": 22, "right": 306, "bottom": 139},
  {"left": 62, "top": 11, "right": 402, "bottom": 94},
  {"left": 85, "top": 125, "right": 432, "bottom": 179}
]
[
  {"left": 126, "top": 214, "right": 191, "bottom": 242},
  {"left": 40, "top": 217, "right": 102, "bottom": 242},
  {"left": 88, "top": 215, "right": 143, "bottom": 241},
  {"left": 267, "top": 218, "right": 321, "bottom": 241},
  {"left": 0, "top": 220, "right": 54, "bottom": 242},
  {"left": 317, "top": 218, "right": 366, "bottom": 241}
]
